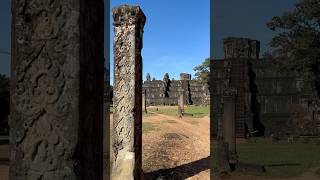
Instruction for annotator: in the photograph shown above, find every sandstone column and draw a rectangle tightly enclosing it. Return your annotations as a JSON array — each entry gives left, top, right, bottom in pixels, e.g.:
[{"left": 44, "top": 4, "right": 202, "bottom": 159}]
[
  {"left": 10, "top": 0, "right": 104, "bottom": 179},
  {"left": 143, "top": 89, "right": 147, "bottom": 113},
  {"left": 223, "top": 88, "right": 238, "bottom": 165},
  {"left": 112, "top": 5, "right": 146, "bottom": 180},
  {"left": 179, "top": 92, "right": 185, "bottom": 113}
]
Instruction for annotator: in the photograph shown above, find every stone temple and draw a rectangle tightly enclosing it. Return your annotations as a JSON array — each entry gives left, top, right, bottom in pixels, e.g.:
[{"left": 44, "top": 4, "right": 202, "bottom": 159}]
[
  {"left": 143, "top": 73, "right": 210, "bottom": 106},
  {"left": 211, "top": 37, "right": 320, "bottom": 138}
]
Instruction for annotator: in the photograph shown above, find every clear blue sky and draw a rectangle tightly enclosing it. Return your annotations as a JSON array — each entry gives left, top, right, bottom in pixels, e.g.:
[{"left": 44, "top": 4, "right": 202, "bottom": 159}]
[
  {"left": 110, "top": 0, "right": 210, "bottom": 83},
  {"left": 0, "top": 0, "right": 11, "bottom": 76},
  {"left": 213, "top": 0, "right": 298, "bottom": 59},
  {"left": 0, "top": 0, "right": 299, "bottom": 79}
]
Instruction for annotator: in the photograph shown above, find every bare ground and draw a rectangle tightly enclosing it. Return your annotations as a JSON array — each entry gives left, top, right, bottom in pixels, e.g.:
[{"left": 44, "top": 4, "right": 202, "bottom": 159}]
[
  {"left": 142, "top": 112, "right": 210, "bottom": 180},
  {"left": 1, "top": 110, "right": 319, "bottom": 180}
]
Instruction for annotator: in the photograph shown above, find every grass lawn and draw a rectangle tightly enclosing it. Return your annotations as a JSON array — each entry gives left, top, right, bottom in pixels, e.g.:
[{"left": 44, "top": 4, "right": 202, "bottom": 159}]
[
  {"left": 142, "top": 122, "right": 157, "bottom": 134},
  {"left": 143, "top": 111, "right": 154, "bottom": 117},
  {"left": 184, "top": 106, "right": 210, "bottom": 118},
  {"left": 213, "top": 138, "right": 320, "bottom": 178},
  {"left": 148, "top": 105, "right": 210, "bottom": 118}
]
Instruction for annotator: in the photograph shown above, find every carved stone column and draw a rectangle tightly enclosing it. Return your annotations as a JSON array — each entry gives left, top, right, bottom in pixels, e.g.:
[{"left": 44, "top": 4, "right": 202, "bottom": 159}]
[
  {"left": 223, "top": 88, "right": 238, "bottom": 165},
  {"left": 179, "top": 92, "right": 185, "bottom": 113},
  {"left": 143, "top": 89, "right": 147, "bottom": 113},
  {"left": 112, "top": 5, "right": 146, "bottom": 180},
  {"left": 10, "top": 0, "right": 104, "bottom": 179}
]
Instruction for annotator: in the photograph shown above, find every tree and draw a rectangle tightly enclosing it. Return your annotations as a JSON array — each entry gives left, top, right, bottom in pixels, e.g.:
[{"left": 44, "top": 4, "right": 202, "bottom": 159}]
[
  {"left": 193, "top": 58, "right": 210, "bottom": 84},
  {"left": 267, "top": 0, "right": 320, "bottom": 94}
]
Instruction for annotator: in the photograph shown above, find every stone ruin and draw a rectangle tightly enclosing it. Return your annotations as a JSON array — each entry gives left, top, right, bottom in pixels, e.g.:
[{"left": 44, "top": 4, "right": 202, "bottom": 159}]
[
  {"left": 10, "top": 0, "right": 105, "bottom": 179},
  {"left": 10, "top": 1, "right": 149, "bottom": 179},
  {"left": 143, "top": 73, "right": 210, "bottom": 106},
  {"left": 211, "top": 37, "right": 320, "bottom": 138},
  {"left": 112, "top": 4, "right": 145, "bottom": 180}
]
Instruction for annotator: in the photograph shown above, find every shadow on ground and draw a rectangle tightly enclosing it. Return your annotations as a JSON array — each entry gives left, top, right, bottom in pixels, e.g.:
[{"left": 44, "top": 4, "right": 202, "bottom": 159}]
[{"left": 144, "top": 156, "right": 210, "bottom": 180}]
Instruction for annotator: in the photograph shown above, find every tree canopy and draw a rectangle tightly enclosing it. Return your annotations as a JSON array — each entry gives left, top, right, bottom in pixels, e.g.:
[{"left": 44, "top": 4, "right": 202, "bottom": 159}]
[
  {"left": 266, "top": 0, "right": 320, "bottom": 72},
  {"left": 193, "top": 58, "right": 210, "bottom": 84}
]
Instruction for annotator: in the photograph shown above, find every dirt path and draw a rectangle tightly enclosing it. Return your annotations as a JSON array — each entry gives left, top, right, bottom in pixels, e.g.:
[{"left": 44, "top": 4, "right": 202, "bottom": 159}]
[{"left": 142, "top": 112, "right": 210, "bottom": 179}]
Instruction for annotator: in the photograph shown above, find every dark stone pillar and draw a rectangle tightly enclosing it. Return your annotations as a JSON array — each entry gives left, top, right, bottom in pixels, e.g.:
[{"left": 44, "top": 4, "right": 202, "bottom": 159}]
[
  {"left": 143, "top": 89, "right": 147, "bottom": 113},
  {"left": 104, "top": 59, "right": 110, "bottom": 179},
  {"left": 223, "top": 88, "right": 238, "bottom": 165},
  {"left": 112, "top": 5, "right": 146, "bottom": 180},
  {"left": 179, "top": 92, "right": 185, "bottom": 113},
  {"left": 10, "top": 0, "right": 104, "bottom": 179}
]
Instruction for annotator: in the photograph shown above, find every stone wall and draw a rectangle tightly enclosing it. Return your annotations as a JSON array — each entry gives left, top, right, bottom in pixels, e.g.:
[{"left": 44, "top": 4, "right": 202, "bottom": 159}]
[
  {"left": 143, "top": 73, "right": 210, "bottom": 106},
  {"left": 211, "top": 37, "right": 320, "bottom": 138}
]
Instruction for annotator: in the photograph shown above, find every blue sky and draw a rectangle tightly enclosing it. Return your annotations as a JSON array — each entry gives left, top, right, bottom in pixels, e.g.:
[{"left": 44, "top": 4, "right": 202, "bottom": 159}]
[
  {"left": 0, "top": 0, "right": 11, "bottom": 76},
  {"left": 110, "top": 0, "right": 210, "bottom": 82},
  {"left": 0, "top": 0, "right": 298, "bottom": 80},
  {"left": 213, "top": 0, "right": 298, "bottom": 59}
]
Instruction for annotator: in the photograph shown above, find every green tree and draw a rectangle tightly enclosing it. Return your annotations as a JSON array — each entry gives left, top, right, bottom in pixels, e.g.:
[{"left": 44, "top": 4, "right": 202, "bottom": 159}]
[
  {"left": 267, "top": 0, "right": 320, "bottom": 94},
  {"left": 267, "top": 0, "right": 320, "bottom": 70},
  {"left": 193, "top": 58, "right": 210, "bottom": 84}
]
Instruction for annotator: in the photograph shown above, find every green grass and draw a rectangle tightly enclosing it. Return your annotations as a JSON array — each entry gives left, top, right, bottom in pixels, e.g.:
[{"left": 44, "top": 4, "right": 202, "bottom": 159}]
[
  {"left": 142, "top": 122, "right": 157, "bottom": 134},
  {"left": 213, "top": 138, "right": 320, "bottom": 178},
  {"left": 148, "top": 107, "right": 178, "bottom": 116},
  {"left": 143, "top": 111, "right": 154, "bottom": 117},
  {"left": 184, "top": 106, "right": 210, "bottom": 118},
  {"left": 148, "top": 105, "right": 210, "bottom": 118}
]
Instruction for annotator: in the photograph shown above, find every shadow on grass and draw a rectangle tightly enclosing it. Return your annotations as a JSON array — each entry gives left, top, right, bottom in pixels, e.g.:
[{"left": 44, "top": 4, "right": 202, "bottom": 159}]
[
  {"left": 145, "top": 156, "right": 210, "bottom": 180},
  {"left": 263, "top": 163, "right": 300, "bottom": 167},
  {"left": 0, "top": 158, "right": 9, "bottom": 165}
]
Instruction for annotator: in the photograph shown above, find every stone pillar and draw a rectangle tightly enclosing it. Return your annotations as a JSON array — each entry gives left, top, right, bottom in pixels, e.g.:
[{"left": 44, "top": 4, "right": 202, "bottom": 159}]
[
  {"left": 10, "top": 0, "right": 104, "bottom": 179},
  {"left": 179, "top": 92, "right": 185, "bottom": 113},
  {"left": 142, "top": 89, "right": 147, "bottom": 113},
  {"left": 104, "top": 59, "right": 110, "bottom": 179},
  {"left": 112, "top": 5, "right": 146, "bottom": 180},
  {"left": 223, "top": 88, "right": 238, "bottom": 165}
]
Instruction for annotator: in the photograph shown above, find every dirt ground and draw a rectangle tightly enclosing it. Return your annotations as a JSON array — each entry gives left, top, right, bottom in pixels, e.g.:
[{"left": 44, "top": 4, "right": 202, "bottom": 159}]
[
  {"left": 1, "top": 110, "right": 320, "bottom": 180},
  {"left": 141, "top": 112, "right": 210, "bottom": 180}
]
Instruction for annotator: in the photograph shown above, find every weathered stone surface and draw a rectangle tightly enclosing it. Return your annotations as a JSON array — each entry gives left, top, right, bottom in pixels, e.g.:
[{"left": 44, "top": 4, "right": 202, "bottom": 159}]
[
  {"left": 223, "top": 93, "right": 238, "bottom": 165},
  {"left": 10, "top": 0, "right": 104, "bottom": 179},
  {"left": 143, "top": 73, "right": 210, "bottom": 106},
  {"left": 217, "top": 141, "right": 231, "bottom": 173},
  {"left": 112, "top": 4, "right": 146, "bottom": 180},
  {"left": 179, "top": 91, "right": 185, "bottom": 113},
  {"left": 180, "top": 73, "right": 191, "bottom": 81},
  {"left": 211, "top": 37, "right": 320, "bottom": 137},
  {"left": 224, "top": 37, "right": 260, "bottom": 59},
  {"left": 104, "top": 59, "right": 110, "bottom": 179},
  {"left": 142, "top": 89, "right": 147, "bottom": 113}
]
